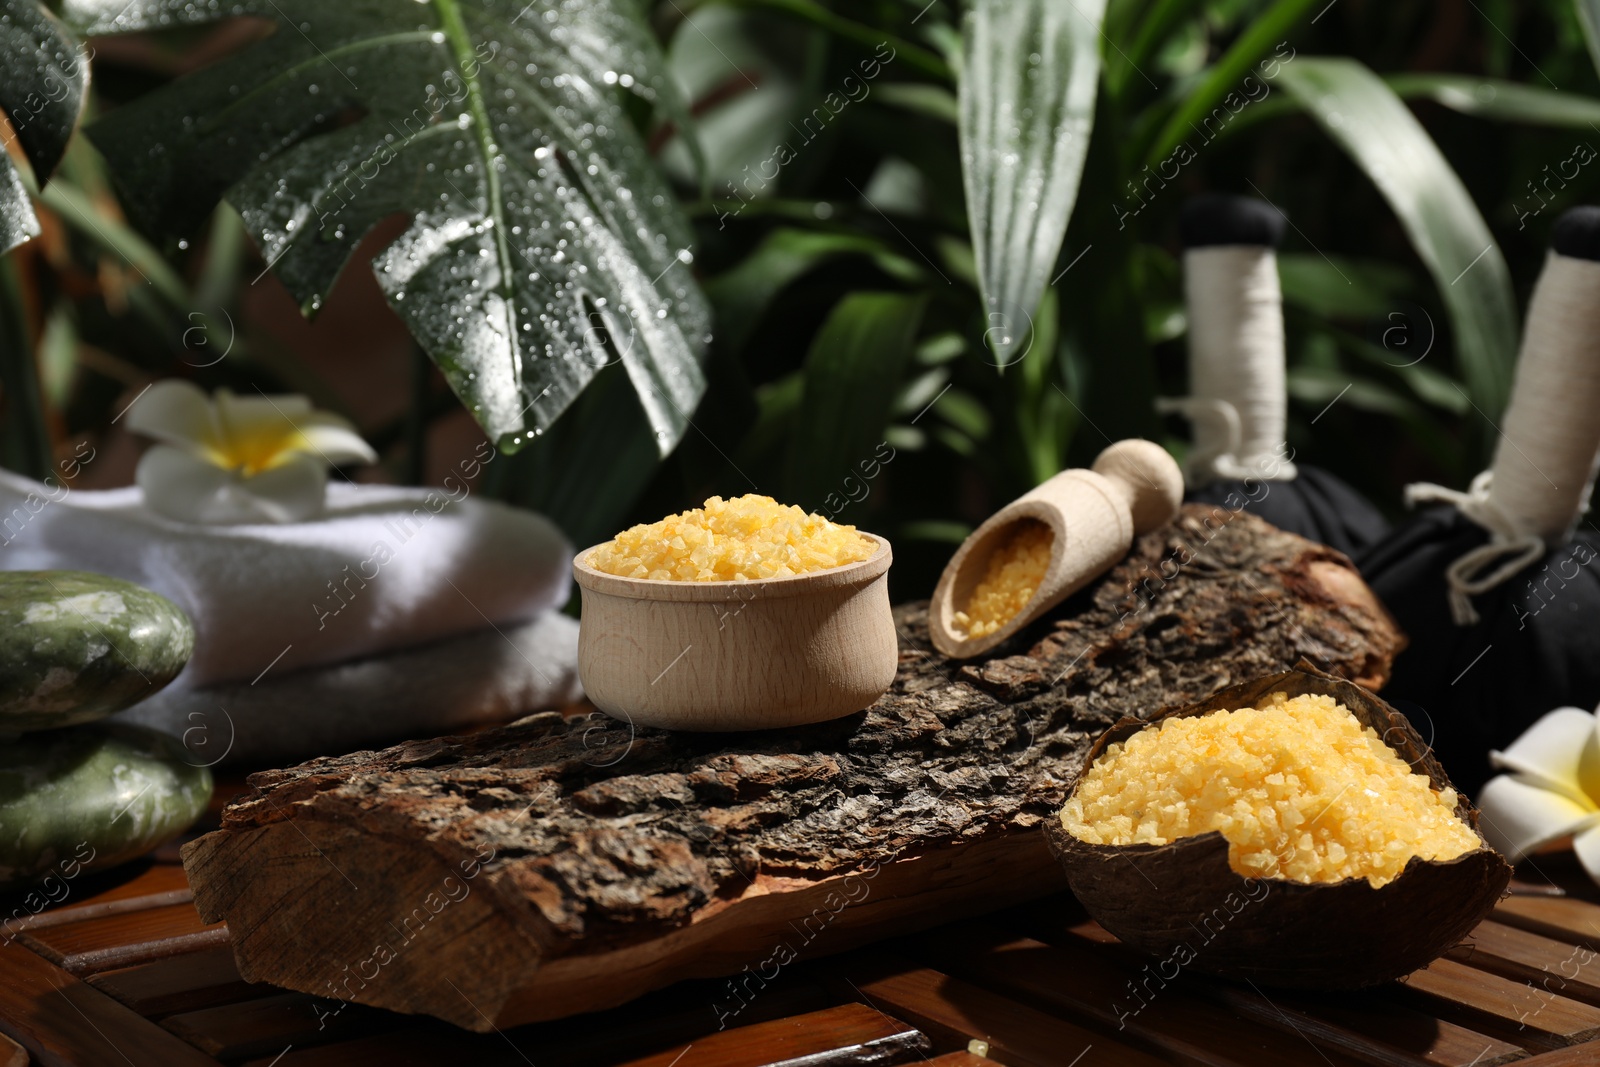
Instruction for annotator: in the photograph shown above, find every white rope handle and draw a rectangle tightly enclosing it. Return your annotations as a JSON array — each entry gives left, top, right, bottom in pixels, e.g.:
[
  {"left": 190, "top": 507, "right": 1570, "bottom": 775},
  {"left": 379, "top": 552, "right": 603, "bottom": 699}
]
[
  {"left": 1486, "top": 251, "right": 1600, "bottom": 541},
  {"left": 1405, "top": 242, "right": 1600, "bottom": 625},
  {"left": 1172, "top": 245, "right": 1296, "bottom": 485}
]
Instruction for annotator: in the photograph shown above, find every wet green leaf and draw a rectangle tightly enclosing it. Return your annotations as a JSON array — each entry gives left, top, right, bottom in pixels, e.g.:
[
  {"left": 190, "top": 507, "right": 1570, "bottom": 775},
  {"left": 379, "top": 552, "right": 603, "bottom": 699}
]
[
  {"left": 959, "top": 0, "right": 1101, "bottom": 366},
  {"left": 66, "top": 0, "right": 708, "bottom": 455},
  {"left": 0, "top": 0, "right": 89, "bottom": 253}
]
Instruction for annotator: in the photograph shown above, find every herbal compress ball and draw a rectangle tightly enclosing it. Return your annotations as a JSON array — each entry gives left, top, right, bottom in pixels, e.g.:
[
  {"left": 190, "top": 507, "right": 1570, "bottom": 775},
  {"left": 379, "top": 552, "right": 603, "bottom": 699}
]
[
  {"left": 953, "top": 521, "right": 1053, "bottom": 638},
  {"left": 587, "top": 494, "right": 876, "bottom": 581},
  {"left": 1061, "top": 692, "right": 1480, "bottom": 887}
]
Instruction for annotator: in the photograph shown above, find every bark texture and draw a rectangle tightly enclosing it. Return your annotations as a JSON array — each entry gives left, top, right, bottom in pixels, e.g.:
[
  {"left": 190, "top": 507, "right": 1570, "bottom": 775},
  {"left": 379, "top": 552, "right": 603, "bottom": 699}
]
[{"left": 183, "top": 507, "right": 1405, "bottom": 1029}]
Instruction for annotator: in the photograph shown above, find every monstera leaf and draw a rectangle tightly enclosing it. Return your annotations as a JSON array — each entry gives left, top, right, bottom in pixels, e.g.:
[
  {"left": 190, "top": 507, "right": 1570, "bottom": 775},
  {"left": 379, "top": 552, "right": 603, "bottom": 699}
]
[
  {"left": 959, "top": 0, "right": 1103, "bottom": 367},
  {"left": 0, "top": 0, "right": 89, "bottom": 253},
  {"left": 65, "top": 0, "right": 708, "bottom": 454}
]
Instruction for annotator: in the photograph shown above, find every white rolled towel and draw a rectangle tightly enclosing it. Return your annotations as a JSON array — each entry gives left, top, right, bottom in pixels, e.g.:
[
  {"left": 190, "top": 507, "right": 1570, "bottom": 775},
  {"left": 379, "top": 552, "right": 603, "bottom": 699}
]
[
  {"left": 0, "top": 467, "right": 573, "bottom": 687},
  {"left": 119, "top": 612, "right": 583, "bottom": 764}
]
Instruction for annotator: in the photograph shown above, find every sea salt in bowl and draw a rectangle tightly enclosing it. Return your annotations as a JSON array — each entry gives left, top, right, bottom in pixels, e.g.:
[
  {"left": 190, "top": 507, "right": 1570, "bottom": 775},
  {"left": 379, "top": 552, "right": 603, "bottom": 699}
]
[
  {"left": 573, "top": 499, "right": 897, "bottom": 731},
  {"left": 1043, "top": 664, "right": 1511, "bottom": 988}
]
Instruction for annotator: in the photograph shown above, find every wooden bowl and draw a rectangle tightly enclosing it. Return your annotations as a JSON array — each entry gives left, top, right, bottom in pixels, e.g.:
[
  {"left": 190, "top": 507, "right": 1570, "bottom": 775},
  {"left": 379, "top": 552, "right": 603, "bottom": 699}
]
[
  {"left": 1042, "top": 663, "right": 1512, "bottom": 988},
  {"left": 573, "top": 533, "right": 897, "bottom": 731}
]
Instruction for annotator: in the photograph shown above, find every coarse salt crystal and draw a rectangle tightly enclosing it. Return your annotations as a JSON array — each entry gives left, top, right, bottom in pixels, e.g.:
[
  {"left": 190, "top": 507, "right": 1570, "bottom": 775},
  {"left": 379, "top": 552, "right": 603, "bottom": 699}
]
[
  {"left": 1061, "top": 692, "right": 1480, "bottom": 887},
  {"left": 588, "top": 494, "right": 875, "bottom": 582}
]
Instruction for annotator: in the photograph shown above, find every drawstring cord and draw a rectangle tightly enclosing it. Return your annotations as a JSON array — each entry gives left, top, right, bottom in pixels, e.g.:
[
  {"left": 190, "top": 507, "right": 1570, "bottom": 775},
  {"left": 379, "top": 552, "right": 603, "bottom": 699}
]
[{"left": 1406, "top": 471, "right": 1547, "bottom": 626}]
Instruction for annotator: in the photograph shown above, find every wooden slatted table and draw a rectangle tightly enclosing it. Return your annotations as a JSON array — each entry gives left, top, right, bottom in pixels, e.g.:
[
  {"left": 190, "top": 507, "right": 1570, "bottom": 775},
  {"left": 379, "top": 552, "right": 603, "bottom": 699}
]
[{"left": 3, "top": 788, "right": 1600, "bottom": 1066}]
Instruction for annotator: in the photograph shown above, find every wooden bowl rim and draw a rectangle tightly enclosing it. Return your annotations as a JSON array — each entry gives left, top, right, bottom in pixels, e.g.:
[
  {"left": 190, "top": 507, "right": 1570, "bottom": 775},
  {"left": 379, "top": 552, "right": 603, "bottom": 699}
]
[
  {"left": 572, "top": 532, "right": 892, "bottom": 602},
  {"left": 1044, "top": 817, "right": 1502, "bottom": 895}
]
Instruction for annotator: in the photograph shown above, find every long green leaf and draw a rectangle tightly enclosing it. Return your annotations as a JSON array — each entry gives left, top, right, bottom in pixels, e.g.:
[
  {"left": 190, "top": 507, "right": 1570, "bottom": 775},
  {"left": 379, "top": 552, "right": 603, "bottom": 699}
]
[
  {"left": 785, "top": 292, "right": 925, "bottom": 514},
  {"left": 702, "top": 228, "right": 922, "bottom": 353},
  {"left": 1277, "top": 253, "right": 1412, "bottom": 319},
  {"left": 65, "top": 0, "right": 708, "bottom": 456},
  {"left": 37, "top": 303, "right": 75, "bottom": 410},
  {"left": 1144, "top": 0, "right": 1316, "bottom": 163},
  {"left": 1288, "top": 365, "right": 1420, "bottom": 419},
  {"left": 1112, "top": 0, "right": 1198, "bottom": 96},
  {"left": 875, "top": 83, "right": 960, "bottom": 125},
  {"left": 196, "top": 203, "right": 248, "bottom": 314},
  {"left": 1386, "top": 74, "right": 1600, "bottom": 127},
  {"left": 1277, "top": 58, "right": 1517, "bottom": 422},
  {"left": 1579, "top": 0, "right": 1600, "bottom": 84},
  {"left": 27, "top": 174, "right": 188, "bottom": 307},
  {"left": 959, "top": 0, "right": 1102, "bottom": 367},
  {"left": 658, "top": 4, "right": 814, "bottom": 194},
  {"left": 690, "top": 0, "right": 950, "bottom": 80},
  {"left": 0, "top": 257, "right": 49, "bottom": 478},
  {"left": 1058, "top": 89, "right": 1159, "bottom": 450},
  {"left": 734, "top": 370, "right": 803, "bottom": 476},
  {"left": 1337, "top": 330, "right": 1471, "bottom": 416},
  {"left": 502, "top": 362, "right": 661, "bottom": 549},
  {"left": 0, "top": 0, "right": 88, "bottom": 253},
  {"left": 1216, "top": 76, "right": 1600, "bottom": 140}
]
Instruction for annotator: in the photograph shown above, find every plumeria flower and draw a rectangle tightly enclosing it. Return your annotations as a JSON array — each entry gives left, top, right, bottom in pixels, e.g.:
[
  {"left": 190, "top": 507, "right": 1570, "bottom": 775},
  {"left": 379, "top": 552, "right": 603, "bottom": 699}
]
[
  {"left": 1477, "top": 705, "right": 1600, "bottom": 881},
  {"left": 126, "top": 381, "right": 377, "bottom": 524}
]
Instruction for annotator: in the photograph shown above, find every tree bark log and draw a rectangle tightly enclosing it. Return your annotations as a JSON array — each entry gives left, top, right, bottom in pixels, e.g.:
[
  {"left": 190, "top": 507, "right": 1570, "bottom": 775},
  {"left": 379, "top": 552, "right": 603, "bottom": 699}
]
[{"left": 182, "top": 508, "right": 1404, "bottom": 1031}]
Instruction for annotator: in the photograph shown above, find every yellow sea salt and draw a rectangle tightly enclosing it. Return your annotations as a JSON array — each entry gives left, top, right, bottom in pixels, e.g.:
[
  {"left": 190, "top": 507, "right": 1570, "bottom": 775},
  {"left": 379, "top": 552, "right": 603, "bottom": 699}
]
[
  {"left": 1060, "top": 693, "right": 1480, "bottom": 887},
  {"left": 953, "top": 521, "right": 1053, "bottom": 637},
  {"left": 586, "top": 494, "right": 876, "bottom": 581}
]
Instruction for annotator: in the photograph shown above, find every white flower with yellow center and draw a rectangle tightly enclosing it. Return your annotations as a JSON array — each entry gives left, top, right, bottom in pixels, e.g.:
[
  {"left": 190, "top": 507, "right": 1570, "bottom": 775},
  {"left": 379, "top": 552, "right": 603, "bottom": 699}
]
[
  {"left": 126, "top": 381, "right": 377, "bottom": 524},
  {"left": 1477, "top": 705, "right": 1600, "bottom": 882}
]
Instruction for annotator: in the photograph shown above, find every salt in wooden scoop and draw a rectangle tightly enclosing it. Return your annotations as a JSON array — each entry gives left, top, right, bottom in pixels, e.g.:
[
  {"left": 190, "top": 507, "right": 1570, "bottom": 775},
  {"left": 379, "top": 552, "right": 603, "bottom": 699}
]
[{"left": 929, "top": 439, "right": 1184, "bottom": 659}]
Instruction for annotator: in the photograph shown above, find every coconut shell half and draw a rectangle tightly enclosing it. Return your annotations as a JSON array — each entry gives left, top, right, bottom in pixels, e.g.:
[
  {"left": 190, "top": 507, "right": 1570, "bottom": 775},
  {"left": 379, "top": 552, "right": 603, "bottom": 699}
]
[{"left": 1042, "top": 660, "right": 1512, "bottom": 989}]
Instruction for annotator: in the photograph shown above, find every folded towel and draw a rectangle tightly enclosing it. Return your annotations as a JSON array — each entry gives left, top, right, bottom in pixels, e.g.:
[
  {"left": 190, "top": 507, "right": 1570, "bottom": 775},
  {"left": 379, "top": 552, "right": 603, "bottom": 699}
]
[
  {"left": 0, "top": 467, "right": 573, "bottom": 688},
  {"left": 120, "top": 613, "right": 585, "bottom": 764}
]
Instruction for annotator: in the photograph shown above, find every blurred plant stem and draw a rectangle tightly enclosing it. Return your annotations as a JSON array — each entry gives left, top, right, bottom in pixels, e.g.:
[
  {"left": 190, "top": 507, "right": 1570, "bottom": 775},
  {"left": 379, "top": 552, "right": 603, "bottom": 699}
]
[
  {"left": 0, "top": 257, "right": 51, "bottom": 480},
  {"left": 1063, "top": 93, "right": 1160, "bottom": 456},
  {"left": 676, "top": 0, "right": 951, "bottom": 79},
  {"left": 1141, "top": 0, "right": 1319, "bottom": 163},
  {"left": 403, "top": 341, "right": 429, "bottom": 486}
]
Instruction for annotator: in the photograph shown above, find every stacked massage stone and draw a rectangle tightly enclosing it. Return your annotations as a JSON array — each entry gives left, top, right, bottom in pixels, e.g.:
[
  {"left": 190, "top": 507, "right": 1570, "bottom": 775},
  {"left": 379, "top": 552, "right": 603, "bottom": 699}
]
[{"left": 0, "top": 571, "right": 211, "bottom": 892}]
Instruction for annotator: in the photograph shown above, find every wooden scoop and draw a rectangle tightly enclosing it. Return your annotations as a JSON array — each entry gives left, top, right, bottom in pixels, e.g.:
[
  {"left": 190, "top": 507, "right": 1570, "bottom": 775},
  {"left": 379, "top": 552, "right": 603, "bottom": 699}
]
[{"left": 929, "top": 439, "right": 1183, "bottom": 659}]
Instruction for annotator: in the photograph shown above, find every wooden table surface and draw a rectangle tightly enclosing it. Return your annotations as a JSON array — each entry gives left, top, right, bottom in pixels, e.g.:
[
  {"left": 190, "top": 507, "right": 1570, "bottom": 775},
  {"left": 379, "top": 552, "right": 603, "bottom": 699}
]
[{"left": 1, "top": 780, "right": 1599, "bottom": 1067}]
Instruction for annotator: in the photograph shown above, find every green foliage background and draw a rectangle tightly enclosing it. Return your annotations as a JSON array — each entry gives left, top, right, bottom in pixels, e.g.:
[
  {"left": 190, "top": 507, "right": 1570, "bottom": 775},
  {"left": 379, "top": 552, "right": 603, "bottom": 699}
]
[{"left": 7, "top": 0, "right": 1600, "bottom": 600}]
